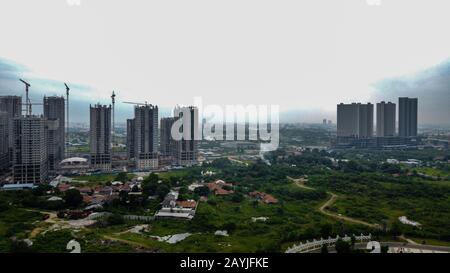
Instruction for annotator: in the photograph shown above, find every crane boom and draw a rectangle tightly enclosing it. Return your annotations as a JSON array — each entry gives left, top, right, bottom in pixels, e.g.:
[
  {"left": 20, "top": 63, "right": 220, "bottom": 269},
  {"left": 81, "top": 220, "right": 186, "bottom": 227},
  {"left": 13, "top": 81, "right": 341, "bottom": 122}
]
[
  {"left": 122, "top": 101, "right": 149, "bottom": 106},
  {"left": 19, "top": 79, "right": 31, "bottom": 115}
]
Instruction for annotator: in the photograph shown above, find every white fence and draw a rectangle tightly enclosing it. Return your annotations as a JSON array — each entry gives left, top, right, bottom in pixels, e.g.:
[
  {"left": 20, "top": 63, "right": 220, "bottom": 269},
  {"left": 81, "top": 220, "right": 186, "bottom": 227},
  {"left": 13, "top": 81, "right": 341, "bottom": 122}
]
[
  {"left": 86, "top": 212, "right": 154, "bottom": 222},
  {"left": 286, "top": 234, "right": 372, "bottom": 253}
]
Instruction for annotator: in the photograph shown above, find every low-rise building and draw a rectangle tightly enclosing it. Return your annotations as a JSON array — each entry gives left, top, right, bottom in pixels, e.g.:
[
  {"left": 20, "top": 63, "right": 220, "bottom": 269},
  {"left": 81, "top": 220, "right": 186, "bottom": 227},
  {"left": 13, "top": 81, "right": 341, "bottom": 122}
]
[
  {"left": 207, "top": 180, "right": 234, "bottom": 195},
  {"left": 249, "top": 191, "right": 278, "bottom": 204}
]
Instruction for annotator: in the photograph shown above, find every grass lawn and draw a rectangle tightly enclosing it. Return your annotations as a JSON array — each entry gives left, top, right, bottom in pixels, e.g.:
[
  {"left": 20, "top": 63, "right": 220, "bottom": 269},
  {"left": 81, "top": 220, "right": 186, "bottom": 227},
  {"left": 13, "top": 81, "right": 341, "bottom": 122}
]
[
  {"left": 70, "top": 173, "right": 135, "bottom": 185},
  {"left": 415, "top": 167, "right": 450, "bottom": 178},
  {"left": 0, "top": 207, "right": 42, "bottom": 252}
]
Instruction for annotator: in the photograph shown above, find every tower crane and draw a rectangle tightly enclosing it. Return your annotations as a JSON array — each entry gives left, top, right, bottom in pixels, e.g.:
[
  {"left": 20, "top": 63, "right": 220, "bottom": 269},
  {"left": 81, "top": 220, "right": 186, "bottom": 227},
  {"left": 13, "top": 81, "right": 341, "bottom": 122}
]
[
  {"left": 64, "top": 83, "right": 70, "bottom": 158},
  {"left": 19, "top": 79, "right": 31, "bottom": 115}
]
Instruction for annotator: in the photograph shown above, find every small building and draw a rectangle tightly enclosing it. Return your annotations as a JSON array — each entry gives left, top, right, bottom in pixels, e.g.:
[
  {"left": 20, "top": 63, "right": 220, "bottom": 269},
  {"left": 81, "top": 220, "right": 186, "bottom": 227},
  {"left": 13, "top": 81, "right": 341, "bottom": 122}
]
[
  {"left": 59, "top": 157, "right": 89, "bottom": 174},
  {"left": 47, "top": 196, "right": 63, "bottom": 202},
  {"left": 176, "top": 200, "right": 197, "bottom": 209},
  {"left": 207, "top": 180, "right": 234, "bottom": 195},
  {"left": 249, "top": 191, "right": 278, "bottom": 204},
  {"left": 1, "top": 183, "right": 37, "bottom": 191}
]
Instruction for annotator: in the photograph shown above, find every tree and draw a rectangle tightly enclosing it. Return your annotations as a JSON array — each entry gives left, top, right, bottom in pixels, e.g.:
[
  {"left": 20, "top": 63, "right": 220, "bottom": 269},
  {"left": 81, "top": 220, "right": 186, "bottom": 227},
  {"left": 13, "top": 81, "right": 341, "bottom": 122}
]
[
  {"left": 156, "top": 184, "right": 170, "bottom": 200},
  {"left": 194, "top": 186, "right": 209, "bottom": 197},
  {"left": 106, "top": 214, "right": 124, "bottom": 225},
  {"left": 179, "top": 186, "right": 188, "bottom": 195},
  {"left": 390, "top": 222, "right": 403, "bottom": 237},
  {"left": 32, "top": 184, "right": 52, "bottom": 196},
  {"left": 231, "top": 193, "right": 244, "bottom": 203},
  {"left": 319, "top": 223, "right": 332, "bottom": 238},
  {"left": 222, "top": 222, "right": 237, "bottom": 233},
  {"left": 63, "top": 189, "right": 83, "bottom": 207},
  {"left": 142, "top": 182, "right": 158, "bottom": 196},
  {"left": 9, "top": 240, "right": 33, "bottom": 253},
  {"left": 57, "top": 211, "right": 66, "bottom": 218},
  {"left": 145, "top": 173, "right": 159, "bottom": 184},
  {"left": 115, "top": 172, "right": 128, "bottom": 182},
  {"left": 350, "top": 235, "right": 356, "bottom": 249},
  {"left": 335, "top": 238, "right": 351, "bottom": 253}
]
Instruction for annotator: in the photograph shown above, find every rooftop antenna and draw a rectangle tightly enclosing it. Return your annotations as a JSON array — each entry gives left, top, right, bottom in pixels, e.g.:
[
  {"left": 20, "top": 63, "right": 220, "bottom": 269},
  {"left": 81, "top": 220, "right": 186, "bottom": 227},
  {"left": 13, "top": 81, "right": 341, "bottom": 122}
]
[
  {"left": 19, "top": 79, "right": 31, "bottom": 115},
  {"left": 64, "top": 83, "right": 70, "bottom": 158}
]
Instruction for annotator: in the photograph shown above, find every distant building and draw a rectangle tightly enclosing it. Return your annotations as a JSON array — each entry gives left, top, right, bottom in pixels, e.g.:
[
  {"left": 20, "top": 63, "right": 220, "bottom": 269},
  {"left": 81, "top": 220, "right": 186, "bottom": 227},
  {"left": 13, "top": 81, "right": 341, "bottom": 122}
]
[
  {"left": 322, "top": 119, "right": 327, "bottom": 125},
  {"left": 126, "top": 119, "right": 135, "bottom": 160},
  {"left": 59, "top": 157, "right": 89, "bottom": 174},
  {"left": 376, "top": 101, "right": 396, "bottom": 137},
  {"left": 44, "top": 96, "right": 65, "bottom": 171},
  {"left": 337, "top": 103, "right": 373, "bottom": 138},
  {"left": 0, "top": 96, "right": 22, "bottom": 169},
  {"left": 130, "top": 104, "right": 159, "bottom": 170},
  {"left": 0, "top": 96, "right": 22, "bottom": 118},
  {"left": 399, "top": 97, "right": 418, "bottom": 137},
  {"left": 0, "top": 112, "right": 9, "bottom": 172},
  {"left": 12, "top": 116, "right": 48, "bottom": 184},
  {"left": 173, "top": 106, "right": 199, "bottom": 166},
  {"left": 160, "top": 117, "right": 176, "bottom": 158},
  {"left": 89, "top": 104, "right": 112, "bottom": 171}
]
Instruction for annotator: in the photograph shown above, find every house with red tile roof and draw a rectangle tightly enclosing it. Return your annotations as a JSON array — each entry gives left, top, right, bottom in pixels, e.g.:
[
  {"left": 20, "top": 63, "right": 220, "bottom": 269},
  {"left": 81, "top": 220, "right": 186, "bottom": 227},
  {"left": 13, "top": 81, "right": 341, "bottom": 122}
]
[
  {"left": 176, "top": 200, "right": 197, "bottom": 209},
  {"left": 215, "top": 188, "right": 234, "bottom": 196},
  {"left": 249, "top": 191, "right": 278, "bottom": 204},
  {"left": 206, "top": 180, "right": 234, "bottom": 196}
]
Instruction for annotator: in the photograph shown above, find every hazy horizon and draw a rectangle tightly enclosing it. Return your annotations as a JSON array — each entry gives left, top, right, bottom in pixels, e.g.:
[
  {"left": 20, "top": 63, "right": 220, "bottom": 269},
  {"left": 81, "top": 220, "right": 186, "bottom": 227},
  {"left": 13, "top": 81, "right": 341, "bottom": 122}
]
[{"left": 1, "top": 0, "right": 450, "bottom": 125}]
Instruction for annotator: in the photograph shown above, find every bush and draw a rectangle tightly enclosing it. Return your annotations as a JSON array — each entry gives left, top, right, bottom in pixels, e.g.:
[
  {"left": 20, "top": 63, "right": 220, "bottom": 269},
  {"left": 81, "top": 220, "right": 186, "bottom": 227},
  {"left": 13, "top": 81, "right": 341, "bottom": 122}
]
[
  {"left": 335, "top": 238, "right": 351, "bottom": 253},
  {"left": 64, "top": 189, "right": 83, "bottom": 208},
  {"left": 9, "top": 240, "right": 34, "bottom": 253},
  {"left": 194, "top": 186, "right": 209, "bottom": 197},
  {"left": 106, "top": 214, "right": 124, "bottom": 226},
  {"left": 57, "top": 211, "right": 66, "bottom": 219}
]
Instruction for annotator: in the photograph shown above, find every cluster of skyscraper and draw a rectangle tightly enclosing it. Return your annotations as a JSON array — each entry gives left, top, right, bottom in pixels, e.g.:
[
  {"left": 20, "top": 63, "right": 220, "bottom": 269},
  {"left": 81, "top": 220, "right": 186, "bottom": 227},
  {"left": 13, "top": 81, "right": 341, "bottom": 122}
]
[
  {"left": 1, "top": 89, "right": 199, "bottom": 184},
  {"left": 336, "top": 97, "right": 418, "bottom": 147},
  {"left": 90, "top": 103, "right": 199, "bottom": 172},
  {"left": 0, "top": 95, "right": 65, "bottom": 184}
]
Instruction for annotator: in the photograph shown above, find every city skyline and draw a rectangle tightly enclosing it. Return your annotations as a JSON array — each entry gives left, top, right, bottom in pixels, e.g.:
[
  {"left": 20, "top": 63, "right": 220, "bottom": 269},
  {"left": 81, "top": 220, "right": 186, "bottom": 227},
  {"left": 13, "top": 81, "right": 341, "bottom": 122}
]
[{"left": 2, "top": 1, "right": 450, "bottom": 125}]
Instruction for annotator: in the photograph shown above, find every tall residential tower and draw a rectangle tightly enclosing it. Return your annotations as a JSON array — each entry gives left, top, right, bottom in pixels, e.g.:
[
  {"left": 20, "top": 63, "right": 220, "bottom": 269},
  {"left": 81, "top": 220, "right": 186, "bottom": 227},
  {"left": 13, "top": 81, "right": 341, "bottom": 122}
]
[
  {"left": 43, "top": 96, "right": 65, "bottom": 171},
  {"left": 337, "top": 103, "right": 373, "bottom": 138},
  {"left": 0, "top": 96, "right": 22, "bottom": 170},
  {"left": 12, "top": 116, "right": 48, "bottom": 184},
  {"left": 398, "top": 97, "right": 418, "bottom": 137},
  {"left": 89, "top": 104, "right": 112, "bottom": 171},
  {"left": 173, "top": 106, "right": 199, "bottom": 166},
  {"left": 130, "top": 105, "right": 159, "bottom": 170},
  {"left": 376, "top": 101, "right": 396, "bottom": 137}
]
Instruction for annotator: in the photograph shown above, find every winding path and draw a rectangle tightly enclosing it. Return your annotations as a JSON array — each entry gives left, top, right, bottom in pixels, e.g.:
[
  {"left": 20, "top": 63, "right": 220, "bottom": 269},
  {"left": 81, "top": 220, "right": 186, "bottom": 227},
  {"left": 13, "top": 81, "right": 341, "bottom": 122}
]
[
  {"left": 102, "top": 235, "right": 150, "bottom": 249},
  {"left": 287, "top": 176, "right": 380, "bottom": 228},
  {"left": 26, "top": 209, "right": 58, "bottom": 238}
]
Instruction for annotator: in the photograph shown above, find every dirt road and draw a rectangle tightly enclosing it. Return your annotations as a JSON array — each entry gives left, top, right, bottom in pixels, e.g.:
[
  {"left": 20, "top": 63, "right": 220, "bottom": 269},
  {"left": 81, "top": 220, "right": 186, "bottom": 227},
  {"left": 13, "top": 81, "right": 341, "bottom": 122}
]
[{"left": 288, "top": 176, "right": 380, "bottom": 228}]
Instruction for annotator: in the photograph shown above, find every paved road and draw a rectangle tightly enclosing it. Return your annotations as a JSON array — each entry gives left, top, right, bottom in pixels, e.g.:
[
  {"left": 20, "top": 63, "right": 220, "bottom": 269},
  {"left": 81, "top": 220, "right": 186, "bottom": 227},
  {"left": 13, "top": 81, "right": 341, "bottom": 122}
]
[{"left": 288, "top": 176, "right": 380, "bottom": 228}]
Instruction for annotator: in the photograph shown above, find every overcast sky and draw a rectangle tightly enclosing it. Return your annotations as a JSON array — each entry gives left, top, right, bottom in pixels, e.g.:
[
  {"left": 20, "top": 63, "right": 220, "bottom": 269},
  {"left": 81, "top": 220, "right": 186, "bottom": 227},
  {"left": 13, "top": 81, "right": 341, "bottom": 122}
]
[{"left": 1, "top": 0, "right": 450, "bottom": 124}]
